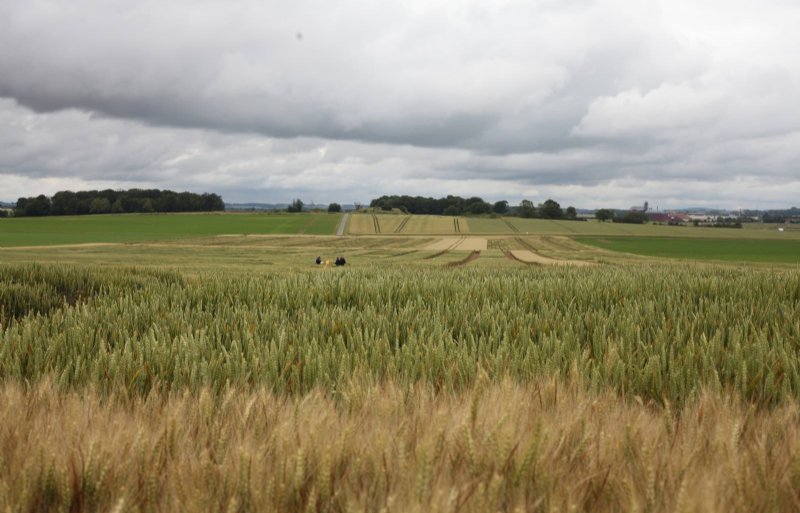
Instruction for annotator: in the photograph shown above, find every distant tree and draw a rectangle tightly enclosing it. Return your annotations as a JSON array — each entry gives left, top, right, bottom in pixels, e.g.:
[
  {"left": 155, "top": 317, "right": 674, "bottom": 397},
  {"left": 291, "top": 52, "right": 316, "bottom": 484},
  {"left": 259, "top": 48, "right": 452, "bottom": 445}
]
[
  {"left": 466, "top": 200, "right": 491, "bottom": 215},
  {"left": 51, "top": 191, "right": 78, "bottom": 215},
  {"left": 200, "top": 193, "right": 225, "bottom": 211},
  {"left": 565, "top": 206, "right": 577, "bottom": 219},
  {"left": 15, "top": 194, "right": 52, "bottom": 217},
  {"left": 539, "top": 199, "right": 563, "bottom": 219},
  {"left": 328, "top": 202, "right": 342, "bottom": 213},
  {"left": 287, "top": 198, "right": 304, "bottom": 213},
  {"left": 111, "top": 199, "right": 125, "bottom": 214},
  {"left": 518, "top": 199, "right": 536, "bottom": 218},
  {"left": 443, "top": 205, "right": 460, "bottom": 216},
  {"left": 141, "top": 198, "right": 155, "bottom": 213},
  {"left": 762, "top": 213, "right": 786, "bottom": 223},
  {"left": 492, "top": 200, "right": 509, "bottom": 215},
  {"left": 0, "top": 210, "right": 8, "bottom": 218},
  {"left": 595, "top": 208, "right": 614, "bottom": 222},
  {"left": 14, "top": 197, "right": 28, "bottom": 216},
  {"left": 619, "top": 210, "right": 648, "bottom": 224},
  {"left": 443, "top": 196, "right": 464, "bottom": 215},
  {"left": 89, "top": 198, "right": 111, "bottom": 214}
]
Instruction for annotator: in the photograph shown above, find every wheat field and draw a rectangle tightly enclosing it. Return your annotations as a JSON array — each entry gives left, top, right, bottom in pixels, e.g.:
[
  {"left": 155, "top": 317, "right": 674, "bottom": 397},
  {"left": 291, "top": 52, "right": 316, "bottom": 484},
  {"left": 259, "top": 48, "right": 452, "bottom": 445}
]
[{"left": 2, "top": 256, "right": 800, "bottom": 511}]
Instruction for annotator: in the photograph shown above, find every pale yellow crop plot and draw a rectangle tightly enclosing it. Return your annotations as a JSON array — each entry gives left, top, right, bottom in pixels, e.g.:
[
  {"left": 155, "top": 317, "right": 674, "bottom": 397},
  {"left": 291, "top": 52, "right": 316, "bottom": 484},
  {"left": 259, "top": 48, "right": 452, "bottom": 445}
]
[
  {"left": 402, "top": 215, "right": 468, "bottom": 234},
  {"left": 423, "top": 237, "right": 464, "bottom": 251},
  {"left": 509, "top": 249, "right": 593, "bottom": 266},
  {"left": 345, "top": 213, "right": 378, "bottom": 234},
  {"left": 372, "top": 215, "right": 407, "bottom": 234},
  {"left": 345, "top": 213, "right": 412, "bottom": 234},
  {"left": 454, "top": 237, "right": 487, "bottom": 251}
]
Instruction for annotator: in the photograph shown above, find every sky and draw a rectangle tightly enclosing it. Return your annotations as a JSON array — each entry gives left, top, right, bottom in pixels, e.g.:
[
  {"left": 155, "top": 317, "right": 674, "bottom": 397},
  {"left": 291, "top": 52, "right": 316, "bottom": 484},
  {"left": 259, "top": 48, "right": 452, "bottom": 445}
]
[{"left": 1, "top": 0, "right": 799, "bottom": 209}]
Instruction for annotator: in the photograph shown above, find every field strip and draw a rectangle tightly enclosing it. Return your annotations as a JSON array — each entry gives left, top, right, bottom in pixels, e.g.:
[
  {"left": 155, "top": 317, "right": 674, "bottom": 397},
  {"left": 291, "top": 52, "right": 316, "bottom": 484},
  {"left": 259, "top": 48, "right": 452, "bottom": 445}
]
[
  {"left": 0, "top": 242, "right": 121, "bottom": 250},
  {"left": 336, "top": 213, "right": 350, "bottom": 236},
  {"left": 423, "top": 237, "right": 465, "bottom": 259},
  {"left": 508, "top": 250, "right": 593, "bottom": 266},
  {"left": 453, "top": 238, "right": 487, "bottom": 251},
  {"left": 423, "top": 237, "right": 462, "bottom": 251}
]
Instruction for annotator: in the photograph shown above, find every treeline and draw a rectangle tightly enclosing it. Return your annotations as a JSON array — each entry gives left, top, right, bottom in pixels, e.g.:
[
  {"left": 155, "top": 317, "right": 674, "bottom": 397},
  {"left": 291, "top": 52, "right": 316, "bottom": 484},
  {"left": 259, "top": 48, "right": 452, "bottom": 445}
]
[
  {"left": 762, "top": 207, "right": 800, "bottom": 223},
  {"left": 14, "top": 189, "right": 225, "bottom": 217},
  {"left": 369, "top": 195, "right": 578, "bottom": 219}
]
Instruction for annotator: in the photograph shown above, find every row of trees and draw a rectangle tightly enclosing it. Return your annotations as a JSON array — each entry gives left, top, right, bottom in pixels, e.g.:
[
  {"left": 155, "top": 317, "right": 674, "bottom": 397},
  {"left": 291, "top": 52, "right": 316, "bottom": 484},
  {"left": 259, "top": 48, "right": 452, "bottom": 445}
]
[
  {"left": 370, "top": 195, "right": 500, "bottom": 216},
  {"left": 14, "top": 189, "right": 225, "bottom": 217},
  {"left": 369, "top": 195, "right": 579, "bottom": 219}
]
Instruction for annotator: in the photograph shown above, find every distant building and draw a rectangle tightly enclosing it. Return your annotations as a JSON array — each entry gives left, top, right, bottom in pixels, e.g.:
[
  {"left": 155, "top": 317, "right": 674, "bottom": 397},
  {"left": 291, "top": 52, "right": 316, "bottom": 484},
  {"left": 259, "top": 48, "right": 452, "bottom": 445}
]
[
  {"left": 647, "top": 212, "right": 688, "bottom": 224},
  {"left": 647, "top": 213, "right": 670, "bottom": 223}
]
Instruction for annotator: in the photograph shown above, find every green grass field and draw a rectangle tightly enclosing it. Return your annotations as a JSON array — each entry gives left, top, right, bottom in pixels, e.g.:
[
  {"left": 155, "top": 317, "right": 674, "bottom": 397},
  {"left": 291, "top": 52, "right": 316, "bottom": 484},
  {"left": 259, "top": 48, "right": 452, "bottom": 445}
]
[
  {"left": 0, "top": 212, "right": 342, "bottom": 246},
  {"left": 578, "top": 236, "right": 800, "bottom": 263}
]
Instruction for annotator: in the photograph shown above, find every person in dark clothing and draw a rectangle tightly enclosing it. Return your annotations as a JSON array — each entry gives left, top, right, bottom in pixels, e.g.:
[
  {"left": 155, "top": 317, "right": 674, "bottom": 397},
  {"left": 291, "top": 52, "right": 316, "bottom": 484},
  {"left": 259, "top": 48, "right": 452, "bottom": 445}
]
[
  {"left": 315, "top": 256, "right": 322, "bottom": 265},
  {"left": 335, "top": 256, "right": 346, "bottom": 266}
]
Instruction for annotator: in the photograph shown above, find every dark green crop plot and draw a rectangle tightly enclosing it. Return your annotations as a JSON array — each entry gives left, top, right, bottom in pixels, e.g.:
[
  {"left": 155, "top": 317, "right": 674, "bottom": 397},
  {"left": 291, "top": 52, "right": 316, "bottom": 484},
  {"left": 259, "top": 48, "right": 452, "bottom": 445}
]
[
  {"left": 577, "top": 236, "right": 800, "bottom": 263},
  {"left": 0, "top": 212, "right": 342, "bottom": 247}
]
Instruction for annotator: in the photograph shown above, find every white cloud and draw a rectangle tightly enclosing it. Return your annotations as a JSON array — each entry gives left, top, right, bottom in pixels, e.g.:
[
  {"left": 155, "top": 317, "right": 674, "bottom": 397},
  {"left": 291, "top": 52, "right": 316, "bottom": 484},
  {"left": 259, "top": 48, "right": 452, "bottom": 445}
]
[{"left": 573, "top": 83, "right": 724, "bottom": 138}]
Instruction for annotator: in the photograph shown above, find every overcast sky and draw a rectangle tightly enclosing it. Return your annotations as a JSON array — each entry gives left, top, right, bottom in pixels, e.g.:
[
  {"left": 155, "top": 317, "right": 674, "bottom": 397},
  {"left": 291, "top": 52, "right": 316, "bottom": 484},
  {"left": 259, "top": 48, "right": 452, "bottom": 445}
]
[{"left": 1, "top": 0, "right": 799, "bottom": 208}]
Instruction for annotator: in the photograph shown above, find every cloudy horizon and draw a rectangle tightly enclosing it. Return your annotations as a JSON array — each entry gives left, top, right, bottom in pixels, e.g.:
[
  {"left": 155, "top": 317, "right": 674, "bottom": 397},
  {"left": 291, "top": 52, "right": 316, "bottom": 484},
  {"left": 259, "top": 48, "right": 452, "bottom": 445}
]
[{"left": 2, "top": 0, "right": 799, "bottom": 209}]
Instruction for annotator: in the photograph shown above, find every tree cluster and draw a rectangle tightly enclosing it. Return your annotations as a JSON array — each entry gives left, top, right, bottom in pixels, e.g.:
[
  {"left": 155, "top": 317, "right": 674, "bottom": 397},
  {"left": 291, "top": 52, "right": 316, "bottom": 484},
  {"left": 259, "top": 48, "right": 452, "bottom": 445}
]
[
  {"left": 287, "top": 199, "right": 304, "bottom": 213},
  {"left": 370, "top": 195, "right": 498, "bottom": 215},
  {"left": 616, "top": 211, "right": 648, "bottom": 224},
  {"left": 14, "top": 189, "right": 224, "bottom": 217},
  {"left": 594, "top": 208, "right": 615, "bottom": 222},
  {"left": 369, "top": 195, "right": 578, "bottom": 218}
]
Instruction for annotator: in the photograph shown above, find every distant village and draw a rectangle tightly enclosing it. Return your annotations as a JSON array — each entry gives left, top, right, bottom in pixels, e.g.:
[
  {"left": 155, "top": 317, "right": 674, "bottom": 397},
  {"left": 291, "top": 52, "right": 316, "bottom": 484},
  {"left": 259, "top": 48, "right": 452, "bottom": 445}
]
[{"left": 587, "top": 201, "right": 800, "bottom": 226}]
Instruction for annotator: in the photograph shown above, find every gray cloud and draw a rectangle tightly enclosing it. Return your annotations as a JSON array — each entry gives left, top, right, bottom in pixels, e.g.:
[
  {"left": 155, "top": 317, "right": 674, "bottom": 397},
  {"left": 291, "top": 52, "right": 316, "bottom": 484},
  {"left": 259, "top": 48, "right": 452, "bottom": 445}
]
[{"left": 1, "top": 0, "right": 800, "bottom": 208}]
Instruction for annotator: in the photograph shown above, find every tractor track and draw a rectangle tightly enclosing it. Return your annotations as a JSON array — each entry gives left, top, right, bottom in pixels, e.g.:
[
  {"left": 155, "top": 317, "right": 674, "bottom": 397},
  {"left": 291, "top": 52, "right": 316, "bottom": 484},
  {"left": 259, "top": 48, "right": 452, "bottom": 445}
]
[
  {"left": 394, "top": 216, "right": 410, "bottom": 233},
  {"left": 504, "top": 219, "right": 520, "bottom": 233}
]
